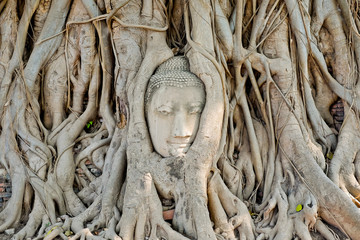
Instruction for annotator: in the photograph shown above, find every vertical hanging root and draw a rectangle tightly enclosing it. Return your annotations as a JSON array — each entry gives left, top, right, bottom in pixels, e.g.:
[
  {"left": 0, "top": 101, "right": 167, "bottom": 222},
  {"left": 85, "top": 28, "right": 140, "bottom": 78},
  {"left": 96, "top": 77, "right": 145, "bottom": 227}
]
[
  {"left": 0, "top": 0, "right": 41, "bottom": 113},
  {"left": 239, "top": 94, "right": 264, "bottom": 187},
  {"left": 54, "top": 54, "right": 102, "bottom": 216},
  {"left": 88, "top": 128, "right": 128, "bottom": 231},
  {"left": 0, "top": 165, "right": 25, "bottom": 231},
  {"left": 0, "top": 111, "right": 27, "bottom": 232},
  {"left": 43, "top": 50, "right": 67, "bottom": 130}
]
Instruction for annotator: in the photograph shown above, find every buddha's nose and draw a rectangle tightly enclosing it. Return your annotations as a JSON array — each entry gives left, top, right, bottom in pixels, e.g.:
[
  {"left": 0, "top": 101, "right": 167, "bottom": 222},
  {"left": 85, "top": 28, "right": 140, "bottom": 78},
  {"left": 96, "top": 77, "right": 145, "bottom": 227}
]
[{"left": 172, "top": 111, "right": 191, "bottom": 138}]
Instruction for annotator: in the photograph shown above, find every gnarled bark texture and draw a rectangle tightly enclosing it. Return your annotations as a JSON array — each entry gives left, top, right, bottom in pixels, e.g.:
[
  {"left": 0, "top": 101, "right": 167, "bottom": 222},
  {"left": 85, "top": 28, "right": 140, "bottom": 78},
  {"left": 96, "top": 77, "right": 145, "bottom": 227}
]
[{"left": 0, "top": 0, "right": 359, "bottom": 239}]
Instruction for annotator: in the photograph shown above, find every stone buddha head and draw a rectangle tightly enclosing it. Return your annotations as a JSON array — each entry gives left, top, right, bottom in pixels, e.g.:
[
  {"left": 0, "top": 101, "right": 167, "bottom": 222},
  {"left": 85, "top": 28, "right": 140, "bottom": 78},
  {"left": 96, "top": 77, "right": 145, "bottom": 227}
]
[{"left": 145, "top": 56, "right": 206, "bottom": 157}]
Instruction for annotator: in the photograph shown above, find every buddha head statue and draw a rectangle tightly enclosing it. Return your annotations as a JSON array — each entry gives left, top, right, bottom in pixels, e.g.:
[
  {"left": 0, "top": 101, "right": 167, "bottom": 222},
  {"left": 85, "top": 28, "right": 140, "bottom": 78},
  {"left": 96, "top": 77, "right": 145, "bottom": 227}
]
[{"left": 145, "top": 56, "right": 206, "bottom": 157}]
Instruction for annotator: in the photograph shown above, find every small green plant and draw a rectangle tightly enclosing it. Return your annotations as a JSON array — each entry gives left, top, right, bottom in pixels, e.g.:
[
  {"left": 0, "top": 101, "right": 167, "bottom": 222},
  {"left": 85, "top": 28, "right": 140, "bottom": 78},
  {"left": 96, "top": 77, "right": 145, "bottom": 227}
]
[{"left": 86, "top": 121, "right": 93, "bottom": 129}]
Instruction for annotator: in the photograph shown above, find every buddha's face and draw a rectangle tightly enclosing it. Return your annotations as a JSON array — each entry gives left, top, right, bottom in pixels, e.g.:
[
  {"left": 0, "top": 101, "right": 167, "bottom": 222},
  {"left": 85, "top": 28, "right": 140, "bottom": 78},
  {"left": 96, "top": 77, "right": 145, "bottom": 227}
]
[{"left": 147, "top": 85, "right": 205, "bottom": 157}]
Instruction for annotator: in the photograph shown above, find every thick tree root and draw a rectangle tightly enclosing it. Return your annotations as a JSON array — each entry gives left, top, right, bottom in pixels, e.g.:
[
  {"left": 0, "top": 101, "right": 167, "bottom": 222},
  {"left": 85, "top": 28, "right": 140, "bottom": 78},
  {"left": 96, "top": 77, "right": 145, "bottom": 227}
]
[
  {"left": 329, "top": 106, "right": 360, "bottom": 201},
  {"left": 1, "top": 1, "right": 360, "bottom": 240},
  {"left": 89, "top": 128, "right": 128, "bottom": 231},
  {"left": 208, "top": 171, "right": 255, "bottom": 240},
  {"left": 315, "top": 220, "right": 340, "bottom": 240},
  {"left": 256, "top": 182, "right": 291, "bottom": 240},
  {"left": 117, "top": 173, "right": 189, "bottom": 240},
  {"left": 13, "top": 196, "right": 46, "bottom": 240}
]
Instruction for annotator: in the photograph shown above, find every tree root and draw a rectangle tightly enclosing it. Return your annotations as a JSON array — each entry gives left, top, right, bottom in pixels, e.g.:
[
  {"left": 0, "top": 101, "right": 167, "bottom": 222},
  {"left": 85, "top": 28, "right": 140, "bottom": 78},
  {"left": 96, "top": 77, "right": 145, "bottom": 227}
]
[
  {"left": 315, "top": 220, "right": 340, "bottom": 240},
  {"left": 70, "top": 196, "right": 101, "bottom": 234},
  {"left": 55, "top": 54, "right": 101, "bottom": 216},
  {"left": 25, "top": 170, "right": 66, "bottom": 223},
  {"left": 255, "top": 181, "right": 291, "bottom": 240},
  {"left": 0, "top": 0, "right": 17, "bottom": 73},
  {"left": 69, "top": 228, "right": 103, "bottom": 240},
  {"left": 288, "top": 188, "right": 318, "bottom": 240},
  {"left": 102, "top": 214, "right": 122, "bottom": 240},
  {"left": 75, "top": 137, "right": 111, "bottom": 167},
  {"left": 328, "top": 106, "right": 360, "bottom": 201},
  {"left": 1, "top": 1, "right": 360, "bottom": 240},
  {"left": 90, "top": 128, "right": 128, "bottom": 231},
  {"left": 208, "top": 171, "right": 255, "bottom": 240},
  {"left": 0, "top": 124, "right": 26, "bottom": 232},
  {"left": 117, "top": 173, "right": 189, "bottom": 240},
  {"left": 43, "top": 46, "right": 67, "bottom": 130},
  {"left": 0, "top": 172, "right": 24, "bottom": 231},
  {"left": 35, "top": 215, "right": 51, "bottom": 239},
  {"left": 81, "top": 0, "right": 116, "bottom": 136},
  {"left": 12, "top": 196, "right": 46, "bottom": 240},
  {"left": 32, "top": 215, "right": 72, "bottom": 240},
  {"left": 0, "top": 0, "right": 41, "bottom": 114}
]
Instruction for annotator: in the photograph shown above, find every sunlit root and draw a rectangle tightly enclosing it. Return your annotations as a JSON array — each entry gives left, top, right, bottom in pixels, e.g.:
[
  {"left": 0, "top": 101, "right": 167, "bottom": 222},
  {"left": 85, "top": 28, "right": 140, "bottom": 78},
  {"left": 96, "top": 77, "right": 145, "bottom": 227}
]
[
  {"left": 43, "top": 48, "right": 67, "bottom": 130},
  {"left": 220, "top": 138, "right": 256, "bottom": 202},
  {"left": 55, "top": 55, "right": 100, "bottom": 216},
  {"left": 32, "top": 215, "right": 71, "bottom": 240},
  {"left": 2, "top": 0, "right": 360, "bottom": 240},
  {"left": 0, "top": 124, "right": 26, "bottom": 232},
  {"left": 24, "top": 0, "right": 71, "bottom": 94},
  {"left": 0, "top": 0, "right": 41, "bottom": 113},
  {"left": 0, "top": 0, "right": 17, "bottom": 74},
  {"left": 69, "top": 197, "right": 104, "bottom": 240},
  {"left": 328, "top": 106, "right": 360, "bottom": 201},
  {"left": 255, "top": 181, "right": 291, "bottom": 240},
  {"left": 288, "top": 189, "right": 318, "bottom": 240},
  {"left": 35, "top": 215, "right": 51, "bottom": 238},
  {"left": 25, "top": 170, "right": 66, "bottom": 224},
  {"left": 219, "top": 156, "right": 243, "bottom": 200},
  {"left": 311, "top": 59, "right": 337, "bottom": 126},
  {"left": 66, "top": 2, "right": 96, "bottom": 113},
  {"left": 69, "top": 228, "right": 103, "bottom": 240},
  {"left": 208, "top": 171, "right": 255, "bottom": 240},
  {"left": 89, "top": 128, "right": 128, "bottom": 231},
  {"left": 102, "top": 213, "right": 122, "bottom": 240},
  {"left": 112, "top": 25, "right": 143, "bottom": 127},
  {"left": 341, "top": 165, "right": 360, "bottom": 202},
  {"left": 43, "top": 226, "right": 67, "bottom": 240},
  {"left": 75, "top": 137, "right": 111, "bottom": 168},
  {"left": 315, "top": 220, "right": 339, "bottom": 240},
  {"left": 214, "top": 0, "right": 233, "bottom": 60},
  {"left": 13, "top": 196, "right": 46, "bottom": 240},
  {"left": 237, "top": 126, "right": 260, "bottom": 200},
  {"left": 235, "top": 84, "right": 263, "bottom": 187},
  {"left": 118, "top": 173, "right": 189, "bottom": 240}
]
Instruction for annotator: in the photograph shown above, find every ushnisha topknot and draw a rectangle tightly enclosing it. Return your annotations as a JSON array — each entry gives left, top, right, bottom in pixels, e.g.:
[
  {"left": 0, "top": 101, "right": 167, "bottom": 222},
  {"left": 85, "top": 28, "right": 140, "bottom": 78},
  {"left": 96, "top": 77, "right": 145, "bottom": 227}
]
[{"left": 145, "top": 56, "right": 205, "bottom": 106}]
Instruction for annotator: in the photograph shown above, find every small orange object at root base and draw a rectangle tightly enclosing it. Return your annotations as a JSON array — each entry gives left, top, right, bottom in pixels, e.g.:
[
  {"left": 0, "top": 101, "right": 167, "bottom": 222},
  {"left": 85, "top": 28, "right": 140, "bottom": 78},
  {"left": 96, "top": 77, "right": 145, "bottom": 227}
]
[{"left": 163, "top": 209, "right": 175, "bottom": 220}]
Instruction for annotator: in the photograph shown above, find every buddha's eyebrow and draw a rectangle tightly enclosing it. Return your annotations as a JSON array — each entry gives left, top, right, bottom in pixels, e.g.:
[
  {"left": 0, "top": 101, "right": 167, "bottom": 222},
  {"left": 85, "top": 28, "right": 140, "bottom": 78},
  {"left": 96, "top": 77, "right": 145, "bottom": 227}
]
[
  {"left": 190, "top": 102, "right": 205, "bottom": 107},
  {"left": 156, "top": 103, "right": 173, "bottom": 109}
]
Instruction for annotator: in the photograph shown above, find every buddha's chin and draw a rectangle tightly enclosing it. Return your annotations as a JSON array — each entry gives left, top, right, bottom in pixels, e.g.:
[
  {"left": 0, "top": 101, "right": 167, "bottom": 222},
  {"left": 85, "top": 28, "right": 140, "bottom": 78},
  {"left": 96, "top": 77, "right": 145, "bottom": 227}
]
[{"left": 168, "top": 144, "right": 190, "bottom": 157}]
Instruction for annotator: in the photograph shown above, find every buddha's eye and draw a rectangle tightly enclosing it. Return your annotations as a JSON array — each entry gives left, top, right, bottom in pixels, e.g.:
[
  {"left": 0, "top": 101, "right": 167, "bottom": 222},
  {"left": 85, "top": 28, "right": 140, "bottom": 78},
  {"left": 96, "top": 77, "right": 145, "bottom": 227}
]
[
  {"left": 157, "top": 106, "right": 172, "bottom": 115},
  {"left": 189, "top": 106, "right": 203, "bottom": 114},
  {"left": 159, "top": 110, "right": 171, "bottom": 115}
]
